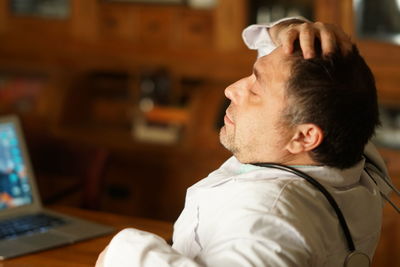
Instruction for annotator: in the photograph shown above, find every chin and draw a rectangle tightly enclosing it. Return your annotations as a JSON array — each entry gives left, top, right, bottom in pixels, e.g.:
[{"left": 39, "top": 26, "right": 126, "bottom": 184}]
[
  {"left": 219, "top": 131, "right": 235, "bottom": 153},
  {"left": 219, "top": 127, "right": 228, "bottom": 146}
]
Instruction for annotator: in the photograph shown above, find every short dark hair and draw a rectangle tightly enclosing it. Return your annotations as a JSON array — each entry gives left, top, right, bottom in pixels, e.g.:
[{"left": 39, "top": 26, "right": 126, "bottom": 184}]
[{"left": 284, "top": 43, "right": 380, "bottom": 169}]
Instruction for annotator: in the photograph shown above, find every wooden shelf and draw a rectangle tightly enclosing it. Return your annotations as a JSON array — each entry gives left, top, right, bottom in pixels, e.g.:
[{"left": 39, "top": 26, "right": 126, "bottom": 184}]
[{"left": 144, "top": 106, "right": 189, "bottom": 124}]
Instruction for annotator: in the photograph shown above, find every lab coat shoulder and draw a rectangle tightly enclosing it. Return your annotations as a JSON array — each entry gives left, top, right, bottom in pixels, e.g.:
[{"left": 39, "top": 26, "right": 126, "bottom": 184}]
[{"left": 195, "top": 176, "right": 326, "bottom": 266}]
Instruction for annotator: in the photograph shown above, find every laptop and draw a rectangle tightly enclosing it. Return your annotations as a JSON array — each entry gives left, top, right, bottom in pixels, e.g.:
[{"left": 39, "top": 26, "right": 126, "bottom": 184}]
[{"left": 0, "top": 115, "right": 114, "bottom": 260}]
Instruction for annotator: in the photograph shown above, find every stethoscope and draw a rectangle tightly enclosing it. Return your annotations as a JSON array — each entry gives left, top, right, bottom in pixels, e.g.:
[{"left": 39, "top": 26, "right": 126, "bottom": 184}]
[{"left": 251, "top": 158, "right": 396, "bottom": 267}]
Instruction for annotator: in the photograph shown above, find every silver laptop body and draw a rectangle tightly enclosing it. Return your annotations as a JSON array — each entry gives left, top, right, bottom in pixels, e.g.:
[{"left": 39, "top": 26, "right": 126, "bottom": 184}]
[{"left": 0, "top": 115, "right": 114, "bottom": 260}]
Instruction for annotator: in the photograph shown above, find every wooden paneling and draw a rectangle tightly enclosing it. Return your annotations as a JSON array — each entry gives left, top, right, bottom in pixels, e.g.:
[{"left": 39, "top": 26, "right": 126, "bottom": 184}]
[
  {"left": 70, "top": 0, "right": 99, "bottom": 41},
  {"left": 0, "top": 1, "right": 253, "bottom": 81},
  {"left": 339, "top": 0, "right": 354, "bottom": 35},
  {"left": 314, "top": 0, "right": 342, "bottom": 24},
  {"left": 373, "top": 148, "right": 400, "bottom": 267},
  {"left": 214, "top": 0, "right": 248, "bottom": 51},
  {"left": 0, "top": 0, "right": 7, "bottom": 35},
  {"left": 357, "top": 43, "right": 400, "bottom": 103},
  {"left": 315, "top": 0, "right": 400, "bottom": 102}
]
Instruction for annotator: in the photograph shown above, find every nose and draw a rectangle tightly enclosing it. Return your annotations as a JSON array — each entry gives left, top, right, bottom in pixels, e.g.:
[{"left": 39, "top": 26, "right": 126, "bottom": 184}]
[
  {"left": 224, "top": 76, "right": 252, "bottom": 104},
  {"left": 224, "top": 83, "right": 236, "bottom": 102}
]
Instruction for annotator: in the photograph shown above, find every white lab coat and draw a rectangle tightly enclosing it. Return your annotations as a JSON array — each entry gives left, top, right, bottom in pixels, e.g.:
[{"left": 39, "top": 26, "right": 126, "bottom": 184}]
[
  {"left": 102, "top": 143, "right": 391, "bottom": 267},
  {"left": 101, "top": 20, "right": 393, "bottom": 266}
]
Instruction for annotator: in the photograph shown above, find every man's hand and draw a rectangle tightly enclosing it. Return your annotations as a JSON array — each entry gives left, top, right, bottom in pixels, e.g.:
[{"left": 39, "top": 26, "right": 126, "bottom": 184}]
[{"left": 269, "top": 20, "right": 352, "bottom": 59}]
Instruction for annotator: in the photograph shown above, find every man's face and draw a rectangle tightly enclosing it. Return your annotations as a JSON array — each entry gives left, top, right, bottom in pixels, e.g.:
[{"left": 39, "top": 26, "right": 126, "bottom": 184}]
[{"left": 220, "top": 47, "right": 294, "bottom": 164}]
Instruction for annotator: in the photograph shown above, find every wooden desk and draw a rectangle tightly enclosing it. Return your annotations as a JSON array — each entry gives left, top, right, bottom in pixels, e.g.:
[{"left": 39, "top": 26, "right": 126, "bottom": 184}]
[{"left": 0, "top": 206, "right": 173, "bottom": 267}]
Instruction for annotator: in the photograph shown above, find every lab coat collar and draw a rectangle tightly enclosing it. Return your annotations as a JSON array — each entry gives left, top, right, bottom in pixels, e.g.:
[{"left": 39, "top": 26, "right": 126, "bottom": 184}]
[{"left": 191, "top": 156, "right": 365, "bottom": 190}]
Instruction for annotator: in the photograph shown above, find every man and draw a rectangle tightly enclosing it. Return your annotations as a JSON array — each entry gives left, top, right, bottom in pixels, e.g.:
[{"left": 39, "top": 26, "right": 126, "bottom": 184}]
[{"left": 96, "top": 18, "right": 393, "bottom": 266}]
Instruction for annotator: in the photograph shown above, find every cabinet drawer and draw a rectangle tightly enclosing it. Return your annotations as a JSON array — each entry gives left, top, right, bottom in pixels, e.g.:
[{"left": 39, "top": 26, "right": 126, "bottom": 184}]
[
  {"left": 177, "top": 10, "right": 214, "bottom": 48},
  {"left": 99, "top": 5, "right": 140, "bottom": 41},
  {"left": 138, "top": 7, "right": 175, "bottom": 47}
]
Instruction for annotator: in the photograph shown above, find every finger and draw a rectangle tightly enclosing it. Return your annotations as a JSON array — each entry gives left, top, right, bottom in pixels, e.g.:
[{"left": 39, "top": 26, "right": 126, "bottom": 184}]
[
  {"left": 299, "top": 23, "right": 316, "bottom": 59},
  {"left": 281, "top": 28, "right": 300, "bottom": 54},
  {"left": 316, "top": 23, "right": 337, "bottom": 55}
]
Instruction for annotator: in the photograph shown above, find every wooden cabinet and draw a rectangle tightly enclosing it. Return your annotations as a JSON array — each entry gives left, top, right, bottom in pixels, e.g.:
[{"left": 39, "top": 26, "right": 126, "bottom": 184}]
[
  {"left": 0, "top": 0, "right": 254, "bottom": 151},
  {"left": 1, "top": 0, "right": 398, "bottom": 103},
  {"left": 97, "top": 4, "right": 217, "bottom": 50}
]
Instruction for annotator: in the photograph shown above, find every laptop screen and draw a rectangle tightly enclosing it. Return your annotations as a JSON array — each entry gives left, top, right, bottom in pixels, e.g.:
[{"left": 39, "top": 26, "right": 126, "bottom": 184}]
[{"left": 0, "top": 122, "right": 33, "bottom": 210}]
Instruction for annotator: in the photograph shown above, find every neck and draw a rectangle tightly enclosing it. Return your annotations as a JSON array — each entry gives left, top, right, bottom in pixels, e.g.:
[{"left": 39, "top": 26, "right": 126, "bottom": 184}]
[
  {"left": 238, "top": 152, "right": 320, "bottom": 166},
  {"left": 280, "top": 153, "right": 319, "bottom": 166}
]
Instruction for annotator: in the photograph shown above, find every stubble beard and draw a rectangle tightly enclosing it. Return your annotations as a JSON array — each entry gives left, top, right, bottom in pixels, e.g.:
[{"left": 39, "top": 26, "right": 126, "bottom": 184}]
[{"left": 219, "top": 126, "right": 238, "bottom": 154}]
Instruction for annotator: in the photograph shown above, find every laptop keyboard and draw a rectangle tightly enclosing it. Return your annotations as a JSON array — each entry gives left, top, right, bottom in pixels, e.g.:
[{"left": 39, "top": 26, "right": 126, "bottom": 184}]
[{"left": 0, "top": 213, "right": 66, "bottom": 240}]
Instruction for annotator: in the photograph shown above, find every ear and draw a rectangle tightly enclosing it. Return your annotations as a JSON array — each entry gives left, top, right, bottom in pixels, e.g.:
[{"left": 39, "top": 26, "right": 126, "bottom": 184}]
[{"left": 286, "top": 124, "right": 323, "bottom": 154}]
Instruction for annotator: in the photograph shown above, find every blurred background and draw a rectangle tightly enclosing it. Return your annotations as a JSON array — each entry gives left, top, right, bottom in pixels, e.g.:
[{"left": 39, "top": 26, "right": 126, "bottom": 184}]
[{"left": 0, "top": 0, "right": 400, "bottom": 265}]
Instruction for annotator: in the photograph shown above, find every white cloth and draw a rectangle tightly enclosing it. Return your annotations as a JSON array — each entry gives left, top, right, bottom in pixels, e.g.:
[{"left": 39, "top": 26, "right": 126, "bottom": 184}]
[
  {"left": 101, "top": 19, "right": 392, "bottom": 266},
  {"left": 242, "top": 16, "right": 309, "bottom": 57}
]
